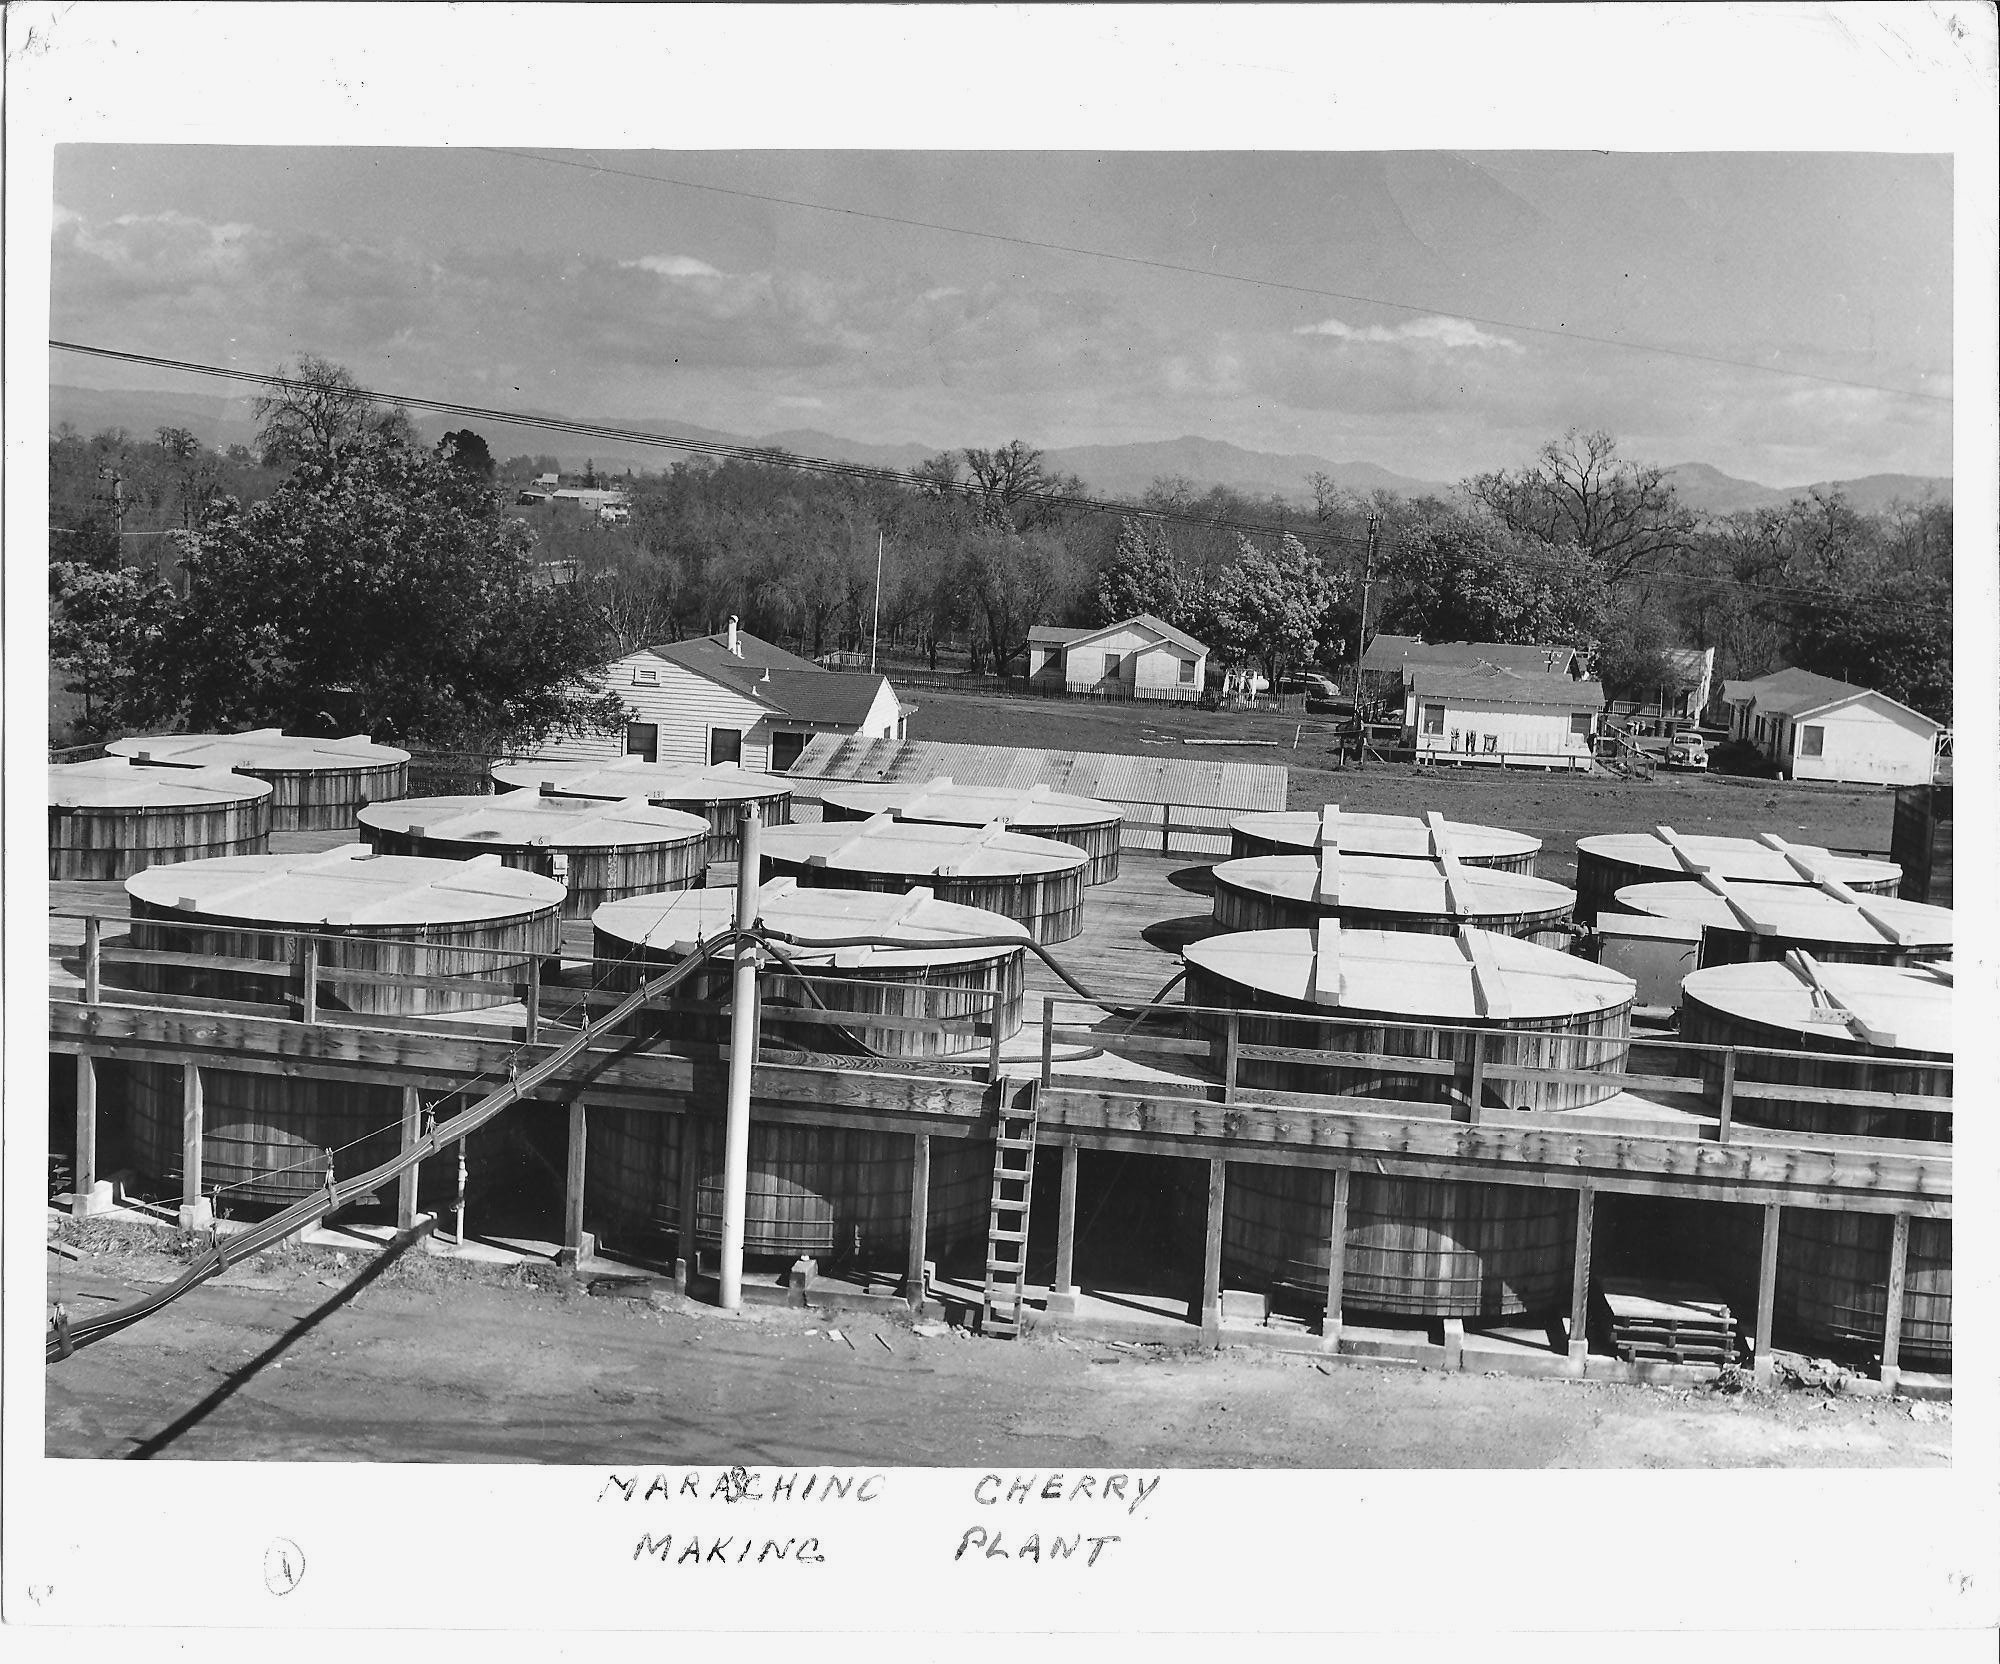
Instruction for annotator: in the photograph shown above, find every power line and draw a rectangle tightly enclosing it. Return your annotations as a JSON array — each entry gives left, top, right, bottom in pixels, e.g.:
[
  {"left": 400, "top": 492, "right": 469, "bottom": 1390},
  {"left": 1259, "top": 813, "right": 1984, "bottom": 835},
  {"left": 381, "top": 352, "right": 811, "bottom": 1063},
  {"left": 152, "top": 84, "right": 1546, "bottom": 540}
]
[{"left": 478, "top": 147, "right": 1949, "bottom": 408}]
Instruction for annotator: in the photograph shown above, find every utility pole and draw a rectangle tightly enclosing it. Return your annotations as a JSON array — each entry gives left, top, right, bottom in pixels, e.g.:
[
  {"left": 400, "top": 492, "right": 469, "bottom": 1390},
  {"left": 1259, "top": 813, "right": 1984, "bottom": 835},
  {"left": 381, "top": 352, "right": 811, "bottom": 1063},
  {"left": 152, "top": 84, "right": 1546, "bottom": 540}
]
[
  {"left": 870, "top": 531, "right": 885, "bottom": 673},
  {"left": 1349, "top": 515, "right": 1380, "bottom": 748},
  {"left": 718, "top": 803, "right": 762, "bottom": 1311}
]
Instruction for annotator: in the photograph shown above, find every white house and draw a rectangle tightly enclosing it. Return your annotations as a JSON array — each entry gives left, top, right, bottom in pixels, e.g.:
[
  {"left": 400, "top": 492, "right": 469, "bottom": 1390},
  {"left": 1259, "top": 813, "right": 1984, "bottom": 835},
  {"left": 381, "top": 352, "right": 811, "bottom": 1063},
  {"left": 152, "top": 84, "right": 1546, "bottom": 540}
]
[
  {"left": 522, "top": 618, "right": 909, "bottom": 774},
  {"left": 1723, "top": 667, "right": 1941, "bottom": 786},
  {"left": 1403, "top": 663, "right": 1606, "bottom": 769},
  {"left": 1025, "top": 614, "right": 1208, "bottom": 700}
]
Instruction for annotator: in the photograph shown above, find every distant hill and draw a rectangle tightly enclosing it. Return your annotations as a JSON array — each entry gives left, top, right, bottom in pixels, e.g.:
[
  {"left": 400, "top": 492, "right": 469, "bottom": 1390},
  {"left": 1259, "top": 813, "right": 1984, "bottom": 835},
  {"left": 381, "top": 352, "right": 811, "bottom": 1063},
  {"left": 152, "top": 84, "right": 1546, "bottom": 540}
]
[
  {"left": 1663, "top": 461, "right": 1951, "bottom": 518},
  {"left": 50, "top": 385, "right": 1948, "bottom": 515}
]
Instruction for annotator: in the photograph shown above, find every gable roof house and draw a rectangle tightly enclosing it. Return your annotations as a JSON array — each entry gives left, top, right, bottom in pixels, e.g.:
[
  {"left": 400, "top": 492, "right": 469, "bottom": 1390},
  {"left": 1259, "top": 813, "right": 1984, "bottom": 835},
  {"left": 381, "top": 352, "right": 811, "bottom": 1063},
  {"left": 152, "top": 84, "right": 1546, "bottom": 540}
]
[
  {"left": 1026, "top": 614, "right": 1208, "bottom": 702},
  {"left": 1723, "top": 667, "right": 1941, "bottom": 786},
  {"left": 519, "top": 617, "right": 909, "bottom": 775},
  {"left": 1359, "top": 635, "right": 1585, "bottom": 712},
  {"left": 1402, "top": 663, "right": 1606, "bottom": 771}
]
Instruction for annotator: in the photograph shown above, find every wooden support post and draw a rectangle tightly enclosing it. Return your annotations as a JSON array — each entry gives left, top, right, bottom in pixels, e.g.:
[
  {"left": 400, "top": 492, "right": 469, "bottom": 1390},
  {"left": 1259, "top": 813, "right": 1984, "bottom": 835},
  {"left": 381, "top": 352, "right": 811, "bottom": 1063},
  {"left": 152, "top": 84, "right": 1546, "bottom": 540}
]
[
  {"left": 179, "top": 1063, "right": 210, "bottom": 1229},
  {"left": 83, "top": 914, "right": 102, "bottom": 1005},
  {"left": 1880, "top": 1212, "right": 1910, "bottom": 1391},
  {"left": 1465, "top": 1032, "right": 1486, "bottom": 1124},
  {"left": 1161, "top": 802, "right": 1173, "bottom": 855},
  {"left": 1752, "top": 1203, "right": 1781, "bottom": 1387},
  {"left": 1222, "top": 1010, "right": 1240, "bottom": 1103},
  {"left": 1200, "top": 1157, "right": 1226, "bottom": 1344},
  {"left": 397, "top": 1086, "right": 422, "bottom": 1232},
  {"left": 987, "top": 989, "right": 1004, "bottom": 1084},
  {"left": 560, "top": 1099, "right": 589, "bottom": 1267},
  {"left": 1566, "top": 1186, "right": 1595, "bottom": 1373},
  {"left": 1049, "top": 1140, "right": 1080, "bottom": 1317},
  {"left": 524, "top": 955, "right": 542, "bottom": 1046},
  {"left": 1718, "top": 1047, "right": 1737, "bottom": 1143},
  {"left": 1321, "top": 1166, "right": 1350, "bottom": 1352},
  {"left": 1040, "top": 995, "right": 1056, "bottom": 1088},
  {"left": 904, "top": 1131, "right": 931, "bottom": 1309},
  {"left": 72, "top": 1054, "right": 102, "bottom": 1216},
  {"left": 301, "top": 936, "right": 320, "bottom": 1025},
  {"left": 675, "top": 1115, "right": 702, "bottom": 1291}
]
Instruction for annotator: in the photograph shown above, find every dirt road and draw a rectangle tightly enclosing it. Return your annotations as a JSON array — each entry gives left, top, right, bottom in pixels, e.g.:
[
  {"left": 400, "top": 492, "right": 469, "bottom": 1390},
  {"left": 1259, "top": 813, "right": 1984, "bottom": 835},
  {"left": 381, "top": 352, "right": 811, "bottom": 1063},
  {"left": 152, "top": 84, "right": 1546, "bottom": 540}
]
[{"left": 43, "top": 1233, "right": 1948, "bottom": 1468}]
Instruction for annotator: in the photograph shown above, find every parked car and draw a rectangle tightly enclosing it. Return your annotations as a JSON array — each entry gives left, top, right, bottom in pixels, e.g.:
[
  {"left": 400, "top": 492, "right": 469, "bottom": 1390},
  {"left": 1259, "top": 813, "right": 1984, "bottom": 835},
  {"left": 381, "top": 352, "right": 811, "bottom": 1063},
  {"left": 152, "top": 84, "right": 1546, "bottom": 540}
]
[{"left": 1664, "top": 727, "right": 1709, "bottom": 770}]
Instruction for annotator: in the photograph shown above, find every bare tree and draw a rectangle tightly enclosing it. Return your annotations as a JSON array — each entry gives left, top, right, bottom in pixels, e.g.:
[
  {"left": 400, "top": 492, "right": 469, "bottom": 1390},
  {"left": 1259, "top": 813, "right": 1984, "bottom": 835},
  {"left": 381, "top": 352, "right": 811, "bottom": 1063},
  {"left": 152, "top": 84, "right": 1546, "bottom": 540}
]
[
  {"left": 253, "top": 354, "right": 412, "bottom": 465},
  {"left": 1464, "top": 429, "right": 1695, "bottom": 583}
]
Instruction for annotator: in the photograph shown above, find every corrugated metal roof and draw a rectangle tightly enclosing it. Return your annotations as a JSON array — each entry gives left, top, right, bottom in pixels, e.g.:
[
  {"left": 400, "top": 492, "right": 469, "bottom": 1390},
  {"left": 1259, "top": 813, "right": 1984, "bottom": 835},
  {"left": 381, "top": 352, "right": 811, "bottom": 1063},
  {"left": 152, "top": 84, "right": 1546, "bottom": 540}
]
[{"left": 789, "top": 735, "right": 1287, "bottom": 811}]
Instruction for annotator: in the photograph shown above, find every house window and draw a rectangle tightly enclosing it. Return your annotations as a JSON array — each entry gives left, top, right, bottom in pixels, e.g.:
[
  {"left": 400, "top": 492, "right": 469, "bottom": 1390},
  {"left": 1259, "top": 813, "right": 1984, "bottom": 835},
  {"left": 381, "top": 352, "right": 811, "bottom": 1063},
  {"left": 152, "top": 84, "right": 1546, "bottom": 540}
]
[
  {"left": 1570, "top": 711, "right": 1594, "bottom": 737},
  {"left": 1179, "top": 656, "right": 1196, "bottom": 685},
  {"left": 1421, "top": 703, "right": 1446, "bottom": 736},
  {"left": 709, "top": 727, "right": 743, "bottom": 767},
  {"left": 625, "top": 722, "right": 658, "bottom": 763},
  {"left": 1798, "top": 724, "right": 1824, "bottom": 758},
  {"left": 1103, "top": 652, "right": 1123, "bottom": 679},
  {"left": 631, "top": 666, "right": 659, "bottom": 686},
  {"left": 769, "top": 731, "right": 807, "bottom": 772}
]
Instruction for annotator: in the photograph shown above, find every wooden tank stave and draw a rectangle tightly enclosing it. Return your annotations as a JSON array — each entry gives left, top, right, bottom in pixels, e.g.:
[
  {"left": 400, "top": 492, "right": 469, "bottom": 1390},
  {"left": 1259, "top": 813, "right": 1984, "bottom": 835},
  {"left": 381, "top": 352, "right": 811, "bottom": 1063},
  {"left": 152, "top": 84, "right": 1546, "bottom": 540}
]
[
  {"left": 585, "top": 1113, "right": 992, "bottom": 1267},
  {"left": 761, "top": 855, "right": 1086, "bottom": 945},
  {"left": 1777, "top": 1211, "right": 1951, "bottom": 1371},
  {"left": 820, "top": 797, "right": 1121, "bottom": 884},
  {"left": 50, "top": 800, "right": 271, "bottom": 881},
  {"left": 1228, "top": 826, "right": 1539, "bottom": 875},
  {"left": 1575, "top": 846, "right": 1901, "bottom": 925},
  {"left": 1210, "top": 877, "right": 1573, "bottom": 949},
  {"left": 263, "top": 761, "right": 409, "bottom": 831},
  {"left": 366, "top": 826, "right": 705, "bottom": 918},
  {"left": 1222, "top": 1163, "right": 1576, "bottom": 1320}
]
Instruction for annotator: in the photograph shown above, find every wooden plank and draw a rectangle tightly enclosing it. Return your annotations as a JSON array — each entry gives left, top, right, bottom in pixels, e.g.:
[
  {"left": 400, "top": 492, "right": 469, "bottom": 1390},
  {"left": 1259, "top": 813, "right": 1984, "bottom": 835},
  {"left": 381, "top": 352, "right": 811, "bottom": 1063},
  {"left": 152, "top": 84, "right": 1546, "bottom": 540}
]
[
  {"left": 398, "top": 1086, "right": 422, "bottom": 1232},
  {"left": 1753, "top": 1203, "right": 1782, "bottom": 1386},
  {"left": 1881, "top": 1211, "right": 1909, "bottom": 1387},
  {"left": 906, "top": 1131, "right": 931, "bottom": 1307},
  {"left": 83, "top": 914, "right": 102, "bottom": 1004},
  {"left": 182, "top": 1062, "right": 205, "bottom": 1212},
  {"left": 301, "top": 938, "right": 319, "bottom": 1025},
  {"left": 73, "top": 1053, "right": 98, "bottom": 1212},
  {"left": 1201, "top": 1156, "right": 1226, "bottom": 1342},
  {"left": 562, "top": 1098, "right": 588, "bottom": 1264},
  {"left": 1567, "top": 1187, "right": 1595, "bottom": 1371},
  {"left": 1053, "top": 1140, "right": 1080, "bottom": 1297},
  {"left": 1321, "top": 1166, "right": 1350, "bottom": 1351}
]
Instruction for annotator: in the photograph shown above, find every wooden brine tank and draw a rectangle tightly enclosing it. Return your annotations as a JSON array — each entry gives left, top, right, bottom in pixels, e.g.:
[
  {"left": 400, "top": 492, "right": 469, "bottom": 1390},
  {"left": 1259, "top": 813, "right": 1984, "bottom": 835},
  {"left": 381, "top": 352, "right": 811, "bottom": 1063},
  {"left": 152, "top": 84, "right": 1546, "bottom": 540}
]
[
  {"left": 49, "top": 756, "right": 273, "bottom": 881},
  {"left": 1680, "top": 954, "right": 1952, "bottom": 1369},
  {"left": 1613, "top": 876, "right": 1951, "bottom": 968},
  {"left": 1230, "top": 804, "right": 1542, "bottom": 874},
  {"left": 359, "top": 788, "right": 708, "bottom": 917},
  {"left": 819, "top": 775, "right": 1125, "bottom": 884},
  {"left": 491, "top": 757, "right": 792, "bottom": 864},
  {"left": 758, "top": 813, "right": 1089, "bottom": 943},
  {"left": 108, "top": 729, "right": 409, "bottom": 831},
  {"left": 584, "top": 881, "right": 1023, "bottom": 1269},
  {"left": 1573, "top": 825, "right": 1900, "bottom": 924},
  {"left": 120, "top": 845, "right": 563, "bottom": 1209},
  {"left": 1211, "top": 847, "right": 1576, "bottom": 948},
  {"left": 1185, "top": 922, "right": 1635, "bottom": 1321}
]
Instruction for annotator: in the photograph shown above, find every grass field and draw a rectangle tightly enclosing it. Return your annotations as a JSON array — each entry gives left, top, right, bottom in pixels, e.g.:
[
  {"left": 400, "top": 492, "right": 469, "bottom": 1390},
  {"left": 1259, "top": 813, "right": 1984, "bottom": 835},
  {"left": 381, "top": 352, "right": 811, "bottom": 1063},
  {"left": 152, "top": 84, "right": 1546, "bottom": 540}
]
[{"left": 900, "top": 686, "right": 1900, "bottom": 890}]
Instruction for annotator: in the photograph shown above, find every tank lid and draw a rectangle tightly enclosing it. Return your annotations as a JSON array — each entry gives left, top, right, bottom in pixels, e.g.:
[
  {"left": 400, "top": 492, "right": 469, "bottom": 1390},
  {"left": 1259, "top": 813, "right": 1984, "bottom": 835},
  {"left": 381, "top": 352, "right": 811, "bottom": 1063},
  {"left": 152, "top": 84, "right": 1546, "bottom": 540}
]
[
  {"left": 1230, "top": 805, "right": 1540, "bottom": 862},
  {"left": 1216, "top": 851, "right": 1574, "bottom": 918},
  {"left": 762, "top": 814, "right": 1088, "bottom": 878},
  {"left": 1681, "top": 954, "right": 1953, "bottom": 1057},
  {"left": 1185, "top": 924, "right": 1632, "bottom": 1021},
  {"left": 1614, "top": 876, "right": 1950, "bottom": 949},
  {"left": 1577, "top": 828, "right": 1899, "bottom": 888},
  {"left": 358, "top": 789, "right": 708, "bottom": 848},
  {"left": 107, "top": 729, "right": 410, "bottom": 769},
  {"left": 126, "top": 843, "right": 564, "bottom": 924},
  {"left": 818, "top": 775, "right": 1120, "bottom": 829},
  {"left": 594, "top": 877, "right": 1030, "bottom": 968},
  {"left": 49, "top": 755, "right": 273, "bottom": 810},
  {"left": 490, "top": 756, "right": 791, "bottom": 803}
]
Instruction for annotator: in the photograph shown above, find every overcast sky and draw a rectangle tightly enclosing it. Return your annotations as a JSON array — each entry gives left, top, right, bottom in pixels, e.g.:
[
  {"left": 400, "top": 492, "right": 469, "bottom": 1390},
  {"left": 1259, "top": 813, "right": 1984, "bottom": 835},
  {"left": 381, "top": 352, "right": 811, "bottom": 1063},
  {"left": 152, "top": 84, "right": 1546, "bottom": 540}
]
[{"left": 51, "top": 146, "right": 1951, "bottom": 486}]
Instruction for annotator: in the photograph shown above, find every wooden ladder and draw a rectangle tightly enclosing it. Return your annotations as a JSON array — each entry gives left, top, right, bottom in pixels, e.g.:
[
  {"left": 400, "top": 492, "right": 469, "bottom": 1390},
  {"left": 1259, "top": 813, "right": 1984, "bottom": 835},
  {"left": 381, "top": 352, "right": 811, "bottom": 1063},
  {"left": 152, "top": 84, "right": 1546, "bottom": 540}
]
[{"left": 982, "top": 1081, "right": 1040, "bottom": 1338}]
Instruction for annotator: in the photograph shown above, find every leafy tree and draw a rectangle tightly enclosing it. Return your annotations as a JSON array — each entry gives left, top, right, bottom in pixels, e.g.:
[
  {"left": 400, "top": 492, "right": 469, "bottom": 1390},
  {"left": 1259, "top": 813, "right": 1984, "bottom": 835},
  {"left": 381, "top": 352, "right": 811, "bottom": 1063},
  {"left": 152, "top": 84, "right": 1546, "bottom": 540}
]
[
  {"left": 1094, "top": 515, "right": 1193, "bottom": 628},
  {"left": 158, "top": 437, "right": 625, "bottom": 749},
  {"left": 1211, "top": 533, "right": 1338, "bottom": 690},
  {"left": 438, "top": 428, "right": 496, "bottom": 479},
  {"left": 1465, "top": 429, "right": 1696, "bottom": 582},
  {"left": 49, "top": 560, "right": 182, "bottom": 735},
  {"left": 1381, "top": 509, "right": 1607, "bottom": 646},
  {"left": 960, "top": 524, "right": 1075, "bottom": 673}
]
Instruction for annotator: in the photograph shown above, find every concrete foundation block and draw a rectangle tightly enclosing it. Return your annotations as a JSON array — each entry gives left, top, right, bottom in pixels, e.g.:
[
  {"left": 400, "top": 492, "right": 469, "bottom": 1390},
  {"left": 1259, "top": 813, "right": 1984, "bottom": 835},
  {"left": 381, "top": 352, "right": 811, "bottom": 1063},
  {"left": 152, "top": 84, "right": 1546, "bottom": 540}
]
[{"left": 178, "top": 1198, "right": 214, "bottom": 1231}]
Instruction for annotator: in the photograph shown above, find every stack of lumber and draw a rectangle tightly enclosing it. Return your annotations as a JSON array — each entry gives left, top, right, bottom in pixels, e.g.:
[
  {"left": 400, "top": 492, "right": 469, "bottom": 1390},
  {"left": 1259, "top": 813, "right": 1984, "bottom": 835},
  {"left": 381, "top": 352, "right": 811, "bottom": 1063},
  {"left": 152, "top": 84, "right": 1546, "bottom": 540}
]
[{"left": 1597, "top": 1277, "right": 1738, "bottom": 1365}]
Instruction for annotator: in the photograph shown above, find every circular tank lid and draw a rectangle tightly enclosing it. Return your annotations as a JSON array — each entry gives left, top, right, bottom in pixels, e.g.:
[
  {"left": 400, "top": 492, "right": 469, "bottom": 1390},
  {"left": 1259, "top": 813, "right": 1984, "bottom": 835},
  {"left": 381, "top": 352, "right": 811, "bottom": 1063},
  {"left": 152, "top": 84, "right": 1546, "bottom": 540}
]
[
  {"left": 1614, "top": 878, "right": 1952, "bottom": 950},
  {"left": 1576, "top": 826, "right": 1899, "bottom": 889},
  {"left": 1216, "top": 852, "right": 1575, "bottom": 919},
  {"left": 358, "top": 788, "right": 708, "bottom": 850},
  {"left": 1230, "top": 805, "right": 1541, "bottom": 864},
  {"left": 594, "top": 877, "right": 1029, "bottom": 970},
  {"left": 107, "top": 728, "right": 410, "bottom": 770},
  {"left": 818, "top": 775, "right": 1121, "bottom": 831},
  {"left": 1186, "top": 923, "right": 1632, "bottom": 1022},
  {"left": 1680, "top": 955, "right": 1953, "bottom": 1057},
  {"left": 491, "top": 756, "right": 792, "bottom": 803},
  {"left": 49, "top": 755, "right": 273, "bottom": 810},
  {"left": 761, "top": 813, "right": 1088, "bottom": 878},
  {"left": 127, "top": 843, "right": 565, "bottom": 925}
]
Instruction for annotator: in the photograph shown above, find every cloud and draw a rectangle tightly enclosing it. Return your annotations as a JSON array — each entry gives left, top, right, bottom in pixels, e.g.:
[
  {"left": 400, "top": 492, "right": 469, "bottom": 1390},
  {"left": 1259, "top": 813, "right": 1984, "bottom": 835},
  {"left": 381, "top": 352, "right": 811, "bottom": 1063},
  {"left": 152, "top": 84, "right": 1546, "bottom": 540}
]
[
  {"left": 622, "top": 253, "right": 724, "bottom": 280},
  {"left": 1296, "top": 313, "right": 1524, "bottom": 353}
]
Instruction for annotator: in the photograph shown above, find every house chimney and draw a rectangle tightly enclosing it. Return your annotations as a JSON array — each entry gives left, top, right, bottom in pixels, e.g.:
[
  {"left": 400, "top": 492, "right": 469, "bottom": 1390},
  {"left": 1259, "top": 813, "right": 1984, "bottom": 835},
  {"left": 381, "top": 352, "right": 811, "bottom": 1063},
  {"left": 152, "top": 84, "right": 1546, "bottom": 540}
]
[{"left": 726, "top": 616, "right": 741, "bottom": 656}]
